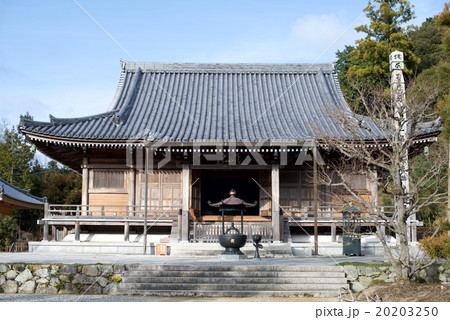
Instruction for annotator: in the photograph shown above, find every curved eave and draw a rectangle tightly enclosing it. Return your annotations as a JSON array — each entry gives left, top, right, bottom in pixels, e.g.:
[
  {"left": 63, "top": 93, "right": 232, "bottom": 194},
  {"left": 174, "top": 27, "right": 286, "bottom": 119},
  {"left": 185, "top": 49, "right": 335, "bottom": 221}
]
[
  {"left": 22, "top": 131, "right": 137, "bottom": 148},
  {"left": 0, "top": 194, "right": 44, "bottom": 210},
  {"left": 24, "top": 129, "right": 440, "bottom": 150}
]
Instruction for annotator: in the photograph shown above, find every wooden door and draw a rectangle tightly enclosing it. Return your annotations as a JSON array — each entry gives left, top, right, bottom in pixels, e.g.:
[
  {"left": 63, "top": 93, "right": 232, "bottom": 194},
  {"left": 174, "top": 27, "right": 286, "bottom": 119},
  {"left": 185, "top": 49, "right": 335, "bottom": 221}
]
[{"left": 138, "top": 170, "right": 182, "bottom": 212}]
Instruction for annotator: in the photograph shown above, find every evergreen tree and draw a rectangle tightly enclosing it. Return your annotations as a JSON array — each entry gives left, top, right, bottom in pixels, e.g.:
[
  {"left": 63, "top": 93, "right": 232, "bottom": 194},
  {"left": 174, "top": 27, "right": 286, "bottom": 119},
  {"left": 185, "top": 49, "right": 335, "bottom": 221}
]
[
  {"left": 410, "top": 18, "right": 446, "bottom": 74},
  {"left": 336, "top": 0, "right": 420, "bottom": 111},
  {"left": 335, "top": 45, "right": 360, "bottom": 111},
  {"left": 348, "top": 0, "right": 419, "bottom": 80},
  {"left": 0, "top": 126, "right": 35, "bottom": 189},
  {"left": 434, "top": 3, "right": 450, "bottom": 139}
]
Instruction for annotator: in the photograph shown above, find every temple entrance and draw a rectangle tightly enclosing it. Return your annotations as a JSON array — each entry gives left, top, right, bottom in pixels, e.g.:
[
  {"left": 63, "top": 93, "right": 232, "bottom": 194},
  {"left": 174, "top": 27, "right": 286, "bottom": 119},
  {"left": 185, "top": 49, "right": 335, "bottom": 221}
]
[{"left": 200, "top": 170, "right": 260, "bottom": 216}]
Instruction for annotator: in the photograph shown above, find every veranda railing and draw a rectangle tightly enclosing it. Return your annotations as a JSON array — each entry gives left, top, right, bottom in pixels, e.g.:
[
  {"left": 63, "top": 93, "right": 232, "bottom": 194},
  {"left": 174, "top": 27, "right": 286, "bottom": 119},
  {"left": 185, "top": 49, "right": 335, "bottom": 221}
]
[{"left": 192, "top": 222, "right": 272, "bottom": 243}]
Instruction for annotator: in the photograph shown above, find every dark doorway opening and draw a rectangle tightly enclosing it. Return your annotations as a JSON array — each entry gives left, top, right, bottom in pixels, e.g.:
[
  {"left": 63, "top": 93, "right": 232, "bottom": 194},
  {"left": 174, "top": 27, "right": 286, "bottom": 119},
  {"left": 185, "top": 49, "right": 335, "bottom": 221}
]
[{"left": 201, "top": 170, "right": 260, "bottom": 215}]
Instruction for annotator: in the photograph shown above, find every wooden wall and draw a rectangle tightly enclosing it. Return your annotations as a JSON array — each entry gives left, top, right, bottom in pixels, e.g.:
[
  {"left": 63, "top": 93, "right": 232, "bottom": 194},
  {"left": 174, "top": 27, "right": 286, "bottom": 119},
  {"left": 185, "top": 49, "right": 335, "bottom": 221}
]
[
  {"left": 279, "top": 169, "right": 372, "bottom": 213},
  {"left": 87, "top": 168, "right": 130, "bottom": 215}
]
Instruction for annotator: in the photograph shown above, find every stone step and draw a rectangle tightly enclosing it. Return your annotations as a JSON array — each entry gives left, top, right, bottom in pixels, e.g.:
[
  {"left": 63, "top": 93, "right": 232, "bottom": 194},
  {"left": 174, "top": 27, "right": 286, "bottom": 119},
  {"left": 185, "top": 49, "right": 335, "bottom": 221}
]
[
  {"left": 119, "top": 282, "right": 347, "bottom": 291},
  {"left": 122, "top": 276, "right": 348, "bottom": 285},
  {"left": 118, "top": 289, "right": 340, "bottom": 297},
  {"left": 124, "top": 264, "right": 344, "bottom": 272},
  {"left": 169, "top": 243, "right": 293, "bottom": 257},
  {"left": 118, "top": 264, "right": 348, "bottom": 297},
  {"left": 123, "top": 270, "right": 346, "bottom": 278}
]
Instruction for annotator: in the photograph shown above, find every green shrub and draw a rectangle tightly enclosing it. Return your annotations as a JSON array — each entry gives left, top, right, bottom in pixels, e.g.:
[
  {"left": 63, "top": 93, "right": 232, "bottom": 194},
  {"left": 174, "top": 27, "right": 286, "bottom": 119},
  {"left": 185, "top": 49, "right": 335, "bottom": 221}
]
[
  {"left": 0, "top": 216, "right": 17, "bottom": 247},
  {"left": 420, "top": 233, "right": 450, "bottom": 260}
]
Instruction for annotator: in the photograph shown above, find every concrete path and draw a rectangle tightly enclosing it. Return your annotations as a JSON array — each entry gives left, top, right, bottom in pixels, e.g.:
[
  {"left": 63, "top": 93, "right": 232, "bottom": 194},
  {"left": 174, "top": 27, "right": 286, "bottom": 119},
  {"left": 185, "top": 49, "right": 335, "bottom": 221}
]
[
  {"left": 0, "top": 294, "right": 339, "bottom": 302},
  {"left": 0, "top": 252, "right": 387, "bottom": 265}
]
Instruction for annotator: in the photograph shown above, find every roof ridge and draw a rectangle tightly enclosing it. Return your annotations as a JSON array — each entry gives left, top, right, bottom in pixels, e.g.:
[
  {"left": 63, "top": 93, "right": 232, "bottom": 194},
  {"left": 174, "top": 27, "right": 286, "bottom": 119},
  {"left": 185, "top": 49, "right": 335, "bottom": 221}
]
[
  {"left": 121, "top": 61, "right": 335, "bottom": 73},
  {"left": 20, "top": 111, "right": 117, "bottom": 128},
  {"left": 49, "top": 111, "right": 117, "bottom": 124}
]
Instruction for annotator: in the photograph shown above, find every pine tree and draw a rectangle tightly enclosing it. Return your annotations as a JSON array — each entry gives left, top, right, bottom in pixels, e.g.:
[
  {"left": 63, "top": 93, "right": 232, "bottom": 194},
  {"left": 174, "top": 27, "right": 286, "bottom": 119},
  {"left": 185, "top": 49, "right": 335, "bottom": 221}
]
[
  {"left": 348, "top": 0, "right": 419, "bottom": 81},
  {"left": 335, "top": 0, "right": 420, "bottom": 112}
]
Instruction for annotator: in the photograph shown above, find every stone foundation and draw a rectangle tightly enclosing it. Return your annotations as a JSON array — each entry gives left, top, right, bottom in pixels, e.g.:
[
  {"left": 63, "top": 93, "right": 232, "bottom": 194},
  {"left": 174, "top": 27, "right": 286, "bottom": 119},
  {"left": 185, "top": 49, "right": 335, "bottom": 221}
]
[
  {"left": 0, "top": 263, "right": 123, "bottom": 295},
  {"left": 343, "top": 264, "right": 450, "bottom": 292}
]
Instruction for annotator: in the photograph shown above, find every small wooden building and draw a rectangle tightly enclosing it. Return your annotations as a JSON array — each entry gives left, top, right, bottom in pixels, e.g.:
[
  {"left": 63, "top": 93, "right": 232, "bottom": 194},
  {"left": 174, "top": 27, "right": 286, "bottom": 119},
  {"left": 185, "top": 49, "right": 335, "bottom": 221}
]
[
  {"left": 0, "top": 178, "right": 46, "bottom": 217},
  {"left": 19, "top": 62, "right": 438, "bottom": 247}
]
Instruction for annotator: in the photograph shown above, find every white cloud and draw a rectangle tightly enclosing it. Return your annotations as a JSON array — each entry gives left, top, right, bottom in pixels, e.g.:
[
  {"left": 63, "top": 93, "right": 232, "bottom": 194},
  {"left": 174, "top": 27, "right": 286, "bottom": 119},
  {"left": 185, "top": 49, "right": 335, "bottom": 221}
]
[
  {"left": 290, "top": 14, "right": 347, "bottom": 47},
  {"left": 209, "top": 12, "right": 363, "bottom": 63}
]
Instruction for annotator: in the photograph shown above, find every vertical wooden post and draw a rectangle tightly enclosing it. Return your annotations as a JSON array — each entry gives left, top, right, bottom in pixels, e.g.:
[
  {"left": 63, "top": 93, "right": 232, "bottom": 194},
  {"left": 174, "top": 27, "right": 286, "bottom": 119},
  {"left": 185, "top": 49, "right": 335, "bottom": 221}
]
[
  {"left": 177, "top": 209, "right": 182, "bottom": 241},
  {"left": 313, "top": 147, "right": 319, "bottom": 255},
  {"left": 63, "top": 227, "right": 68, "bottom": 239},
  {"left": 279, "top": 208, "right": 284, "bottom": 242},
  {"left": 411, "top": 222, "right": 417, "bottom": 243},
  {"left": 181, "top": 164, "right": 190, "bottom": 242},
  {"left": 143, "top": 146, "right": 148, "bottom": 254},
  {"left": 43, "top": 221, "right": 49, "bottom": 242},
  {"left": 44, "top": 202, "right": 49, "bottom": 218},
  {"left": 124, "top": 222, "right": 130, "bottom": 242},
  {"left": 74, "top": 221, "right": 80, "bottom": 242},
  {"left": 271, "top": 164, "right": 280, "bottom": 242},
  {"left": 81, "top": 156, "right": 89, "bottom": 215},
  {"left": 129, "top": 148, "right": 136, "bottom": 216},
  {"left": 51, "top": 225, "right": 57, "bottom": 241},
  {"left": 331, "top": 222, "right": 336, "bottom": 242},
  {"left": 370, "top": 169, "right": 379, "bottom": 209}
]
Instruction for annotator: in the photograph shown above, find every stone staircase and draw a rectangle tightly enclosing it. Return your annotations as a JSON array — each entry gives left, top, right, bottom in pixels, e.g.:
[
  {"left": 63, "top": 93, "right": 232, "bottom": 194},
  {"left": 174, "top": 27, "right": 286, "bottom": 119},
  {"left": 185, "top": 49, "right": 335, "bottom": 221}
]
[{"left": 119, "top": 265, "right": 348, "bottom": 297}]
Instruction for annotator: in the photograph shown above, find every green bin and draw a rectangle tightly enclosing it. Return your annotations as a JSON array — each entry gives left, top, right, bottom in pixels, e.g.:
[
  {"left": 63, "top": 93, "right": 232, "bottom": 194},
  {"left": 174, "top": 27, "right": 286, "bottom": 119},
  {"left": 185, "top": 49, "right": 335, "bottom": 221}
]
[{"left": 342, "top": 207, "right": 362, "bottom": 256}]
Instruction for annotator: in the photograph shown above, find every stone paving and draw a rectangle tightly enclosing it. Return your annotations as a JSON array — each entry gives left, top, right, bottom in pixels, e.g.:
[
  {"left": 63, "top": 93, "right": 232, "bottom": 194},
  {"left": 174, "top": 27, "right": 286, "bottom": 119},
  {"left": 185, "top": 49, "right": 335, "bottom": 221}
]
[
  {"left": 0, "top": 252, "right": 387, "bottom": 266},
  {"left": 0, "top": 293, "right": 339, "bottom": 302}
]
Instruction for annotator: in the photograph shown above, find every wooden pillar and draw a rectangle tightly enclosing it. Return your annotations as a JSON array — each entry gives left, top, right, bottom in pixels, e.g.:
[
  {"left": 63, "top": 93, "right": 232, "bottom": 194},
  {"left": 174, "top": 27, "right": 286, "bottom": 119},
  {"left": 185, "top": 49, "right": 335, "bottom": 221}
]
[
  {"left": 411, "top": 222, "right": 417, "bottom": 243},
  {"left": 44, "top": 202, "right": 49, "bottom": 218},
  {"left": 177, "top": 209, "right": 182, "bottom": 241},
  {"left": 124, "top": 222, "right": 130, "bottom": 242},
  {"left": 43, "top": 221, "right": 49, "bottom": 242},
  {"left": 313, "top": 147, "right": 319, "bottom": 255},
  {"left": 74, "top": 222, "right": 80, "bottom": 242},
  {"left": 129, "top": 149, "right": 136, "bottom": 215},
  {"left": 143, "top": 147, "right": 148, "bottom": 254},
  {"left": 370, "top": 169, "right": 379, "bottom": 209},
  {"left": 279, "top": 209, "right": 284, "bottom": 242},
  {"left": 81, "top": 156, "right": 89, "bottom": 214},
  {"left": 331, "top": 223, "right": 336, "bottom": 242},
  {"left": 271, "top": 164, "right": 280, "bottom": 242},
  {"left": 51, "top": 225, "right": 57, "bottom": 242},
  {"left": 181, "top": 164, "right": 191, "bottom": 242},
  {"left": 63, "top": 227, "right": 68, "bottom": 239}
]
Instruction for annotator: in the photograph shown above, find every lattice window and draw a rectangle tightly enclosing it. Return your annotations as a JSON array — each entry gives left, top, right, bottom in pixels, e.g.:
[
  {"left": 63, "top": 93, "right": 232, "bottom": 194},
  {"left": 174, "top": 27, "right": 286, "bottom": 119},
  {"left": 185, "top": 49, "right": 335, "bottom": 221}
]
[{"left": 91, "top": 170, "right": 126, "bottom": 191}]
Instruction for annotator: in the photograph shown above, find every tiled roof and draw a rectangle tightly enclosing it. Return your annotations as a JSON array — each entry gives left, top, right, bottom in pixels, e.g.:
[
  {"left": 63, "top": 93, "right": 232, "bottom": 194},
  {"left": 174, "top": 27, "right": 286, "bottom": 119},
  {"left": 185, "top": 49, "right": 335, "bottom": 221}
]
[
  {"left": 0, "top": 178, "right": 46, "bottom": 206},
  {"left": 18, "top": 62, "right": 392, "bottom": 144}
]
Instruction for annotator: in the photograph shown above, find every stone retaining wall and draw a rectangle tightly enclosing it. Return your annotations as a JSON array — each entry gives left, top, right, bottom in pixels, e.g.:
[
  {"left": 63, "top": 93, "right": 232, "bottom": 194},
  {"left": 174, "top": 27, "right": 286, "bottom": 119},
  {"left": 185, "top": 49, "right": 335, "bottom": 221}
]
[
  {"left": 343, "top": 264, "right": 450, "bottom": 292},
  {"left": 0, "top": 263, "right": 123, "bottom": 295},
  {"left": 2, "top": 263, "right": 449, "bottom": 295}
]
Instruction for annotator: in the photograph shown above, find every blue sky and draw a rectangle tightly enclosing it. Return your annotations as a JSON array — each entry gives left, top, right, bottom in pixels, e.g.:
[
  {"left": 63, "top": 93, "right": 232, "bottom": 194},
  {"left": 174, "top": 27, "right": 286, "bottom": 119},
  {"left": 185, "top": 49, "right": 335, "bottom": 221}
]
[{"left": 0, "top": 0, "right": 447, "bottom": 129}]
